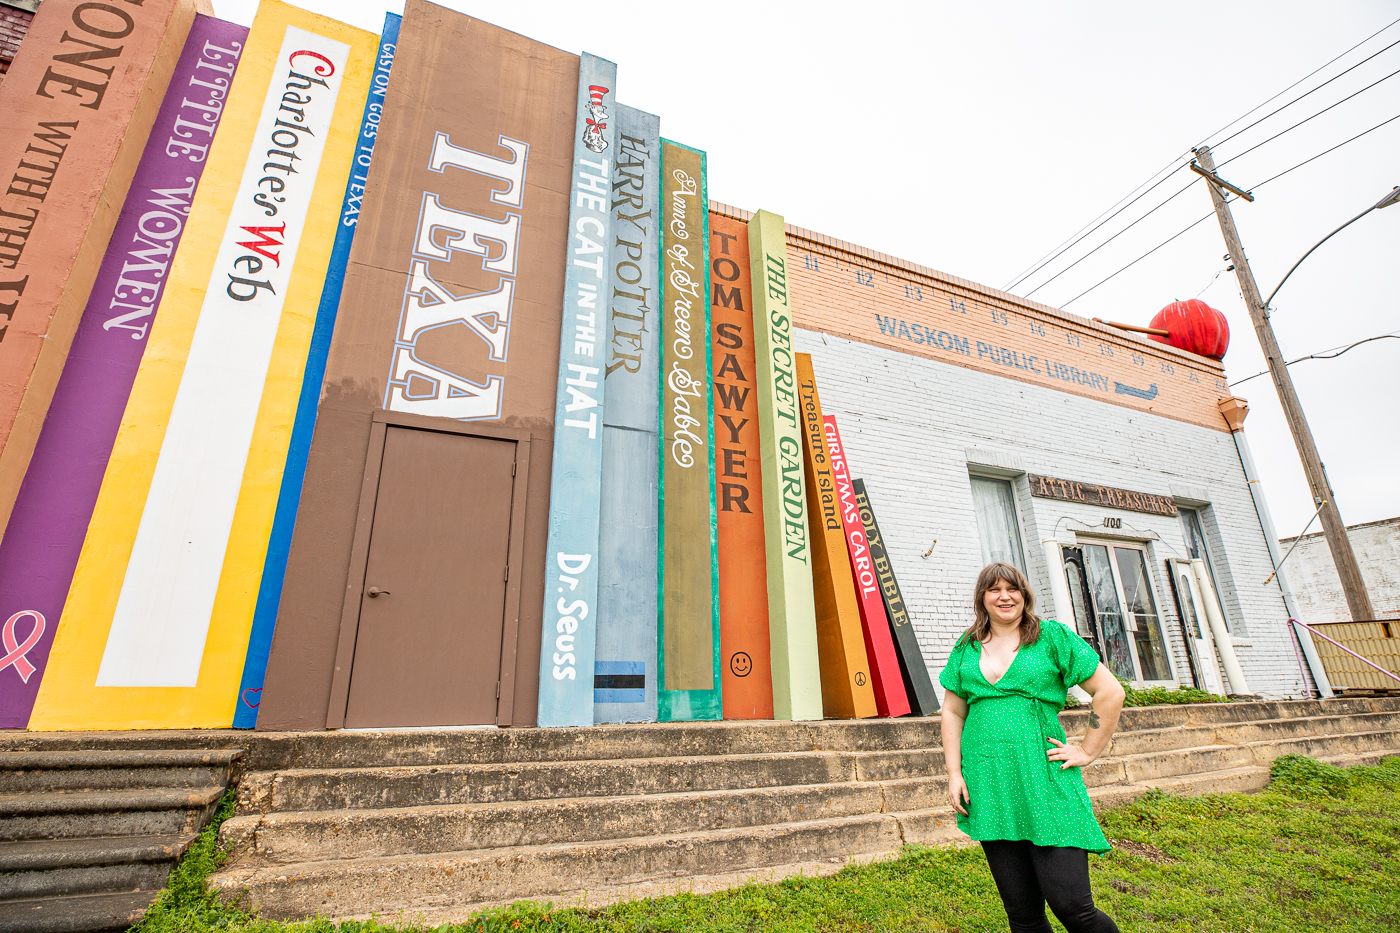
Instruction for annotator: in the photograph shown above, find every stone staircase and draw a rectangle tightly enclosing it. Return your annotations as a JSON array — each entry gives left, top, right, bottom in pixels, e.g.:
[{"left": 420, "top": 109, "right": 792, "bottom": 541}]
[
  {"left": 0, "top": 748, "right": 241, "bottom": 933},
  {"left": 207, "top": 697, "right": 1400, "bottom": 925}
]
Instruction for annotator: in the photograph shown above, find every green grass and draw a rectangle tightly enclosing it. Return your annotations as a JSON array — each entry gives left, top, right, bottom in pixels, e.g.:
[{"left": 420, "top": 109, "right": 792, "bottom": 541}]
[{"left": 136, "top": 756, "right": 1400, "bottom": 933}]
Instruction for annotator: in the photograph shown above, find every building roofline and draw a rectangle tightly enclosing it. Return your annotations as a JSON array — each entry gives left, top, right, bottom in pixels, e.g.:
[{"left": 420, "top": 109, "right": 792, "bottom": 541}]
[{"left": 709, "top": 199, "right": 1225, "bottom": 372}]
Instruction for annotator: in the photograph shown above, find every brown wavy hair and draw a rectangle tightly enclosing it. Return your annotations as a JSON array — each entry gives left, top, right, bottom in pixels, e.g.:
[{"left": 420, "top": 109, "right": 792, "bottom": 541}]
[{"left": 961, "top": 561, "right": 1042, "bottom": 647}]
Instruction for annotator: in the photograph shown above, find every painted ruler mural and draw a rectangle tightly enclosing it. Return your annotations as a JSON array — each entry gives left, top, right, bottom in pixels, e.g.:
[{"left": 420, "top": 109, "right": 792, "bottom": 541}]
[
  {"left": 0, "top": 16, "right": 248, "bottom": 728},
  {"left": 709, "top": 212, "right": 774, "bottom": 720},
  {"left": 795, "top": 353, "right": 876, "bottom": 719},
  {"left": 0, "top": 0, "right": 205, "bottom": 536},
  {"left": 233, "top": 12, "right": 401, "bottom": 728},
  {"left": 595, "top": 105, "right": 662, "bottom": 725},
  {"left": 537, "top": 55, "right": 619, "bottom": 728},
  {"left": 852, "top": 478, "right": 939, "bottom": 714},
  {"left": 657, "top": 140, "right": 720, "bottom": 722},
  {"left": 745, "top": 210, "right": 822, "bottom": 722},
  {"left": 823, "top": 415, "right": 909, "bottom": 717},
  {"left": 765, "top": 221, "right": 1234, "bottom": 432},
  {"left": 30, "top": 0, "right": 379, "bottom": 730}
]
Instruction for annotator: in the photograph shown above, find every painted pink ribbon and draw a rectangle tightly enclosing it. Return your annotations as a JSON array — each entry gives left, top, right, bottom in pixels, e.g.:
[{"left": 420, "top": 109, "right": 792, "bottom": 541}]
[{"left": 1, "top": 610, "right": 46, "bottom": 683}]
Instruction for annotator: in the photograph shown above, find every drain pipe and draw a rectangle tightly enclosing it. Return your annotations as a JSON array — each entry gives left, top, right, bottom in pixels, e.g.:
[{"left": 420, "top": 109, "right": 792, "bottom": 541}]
[
  {"left": 1191, "top": 558, "right": 1250, "bottom": 695},
  {"left": 1218, "top": 397, "right": 1333, "bottom": 698}
]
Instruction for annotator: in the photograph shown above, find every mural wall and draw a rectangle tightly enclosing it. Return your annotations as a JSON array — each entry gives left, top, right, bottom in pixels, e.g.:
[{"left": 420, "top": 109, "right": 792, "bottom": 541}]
[{"left": 0, "top": 0, "right": 1241, "bottom": 732}]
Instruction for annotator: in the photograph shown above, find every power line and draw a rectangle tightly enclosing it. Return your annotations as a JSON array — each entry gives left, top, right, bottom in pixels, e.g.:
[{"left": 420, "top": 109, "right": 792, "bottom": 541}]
[
  {"left": 1216, "top": 63, "right": 1400, "bottom": 169},
  {"left": 1247, "top": 110, "right": 1400, "bottom": 190},
  {"left": 1059, "top": 210, "right": 1218, "bottom": 309},
  {"left": 1004, "top": 17, "right": 1400, "bottom": 298},
  {"left": 1213, "top": 36, "right": 1400, "bottom": 149},
  {"left": 1022, "top": 178, "right": 1198, "bottom": 298},
  {"left": 1196, "top": 15, "right": 1400, "bottom": 147},
  {"left": 1229, "top": 332, "right": 1400, "bottom": 386},
  {"left": 1004, "top": 161, "right": 1192, "bottom": 292},
  {"left": 1051, "top": 109, "right": 1400, "bottom": 309}
]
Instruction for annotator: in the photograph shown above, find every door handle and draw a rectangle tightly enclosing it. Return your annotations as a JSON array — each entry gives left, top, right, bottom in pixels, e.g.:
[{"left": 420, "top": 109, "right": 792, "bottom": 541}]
[{"left": 367, "top": 586, "right": 390, "bottom": 597}]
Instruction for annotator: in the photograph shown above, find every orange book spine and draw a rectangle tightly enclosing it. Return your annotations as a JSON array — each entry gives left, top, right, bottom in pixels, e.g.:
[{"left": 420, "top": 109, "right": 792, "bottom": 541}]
[
  {"left": 710, "top": 213, "right": 774, "bottom": 719},
  {"left": 796, "top": 353, "right": 877, "bottom": 719}
]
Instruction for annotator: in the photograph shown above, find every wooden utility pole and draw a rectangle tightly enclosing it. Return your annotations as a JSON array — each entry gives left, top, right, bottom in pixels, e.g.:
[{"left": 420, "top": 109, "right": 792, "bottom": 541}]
[{"left": 1194, "top": 145, "right": 1374, "bottom": 622}]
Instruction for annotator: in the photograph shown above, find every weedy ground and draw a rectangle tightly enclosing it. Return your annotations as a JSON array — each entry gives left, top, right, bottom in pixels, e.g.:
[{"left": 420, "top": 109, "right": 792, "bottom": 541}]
[{"left": 136, "top": 754, "right": 1400, "bottom": 933}]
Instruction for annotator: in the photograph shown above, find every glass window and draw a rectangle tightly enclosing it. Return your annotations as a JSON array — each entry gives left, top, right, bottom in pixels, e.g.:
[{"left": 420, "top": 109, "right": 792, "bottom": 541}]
[
  {"left": 970, "top": 475, "right": 1026, "bottom": 571},
  {"left": 1082, "top": 544, "right": 1137, "bottom": 681},
  {"left": 1180, "top": 507, "right": 1230, "bottom": 632},
  {"left": 1115, "top": 548, "right": 1174, "bottom": 681}
]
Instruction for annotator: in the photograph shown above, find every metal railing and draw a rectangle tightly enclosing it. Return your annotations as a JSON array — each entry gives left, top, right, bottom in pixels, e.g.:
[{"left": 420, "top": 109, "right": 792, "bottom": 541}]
[{"left": 1292, "top": 618, "right": 1400, "bottom": 692}]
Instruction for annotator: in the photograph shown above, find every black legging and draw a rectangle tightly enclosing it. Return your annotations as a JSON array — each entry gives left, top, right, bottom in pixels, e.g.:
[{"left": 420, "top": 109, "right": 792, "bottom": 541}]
[{"left": 981, "top": 840, "right": 1120, "bottom": 933}]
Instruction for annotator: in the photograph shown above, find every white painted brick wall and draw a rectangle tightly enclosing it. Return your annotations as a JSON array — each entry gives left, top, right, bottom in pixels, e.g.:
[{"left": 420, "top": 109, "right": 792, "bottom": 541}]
[
  {"left": 797, "top": 328, "right": 1313, "bottom": 699},
  {"left": 1280, "top": 519, "right": 1400, "bottom": 624}
]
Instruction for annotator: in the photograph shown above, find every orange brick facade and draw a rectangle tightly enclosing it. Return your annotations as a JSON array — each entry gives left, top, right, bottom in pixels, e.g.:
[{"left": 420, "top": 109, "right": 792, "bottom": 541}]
[{"left": 710, "top": 202, "right": 1233, "bottom": 434}]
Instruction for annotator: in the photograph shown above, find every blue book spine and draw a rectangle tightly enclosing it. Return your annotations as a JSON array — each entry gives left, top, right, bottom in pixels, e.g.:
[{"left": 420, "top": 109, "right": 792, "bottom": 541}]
[{"left": 535, "top": 54, "right": 620, "bottom": 727}]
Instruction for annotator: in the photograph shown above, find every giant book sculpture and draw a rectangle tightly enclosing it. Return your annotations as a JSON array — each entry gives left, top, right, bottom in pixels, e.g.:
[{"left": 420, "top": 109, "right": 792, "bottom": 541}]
[
  {"left": 594, "top": 106, "right": 662, "bottom": 724},
  {"left": 656, "top": 140, "right": 720, "bottom": 722},
  {"left": 709, "top": 212, "right": 774, "bottom": 719},
  {"left": 852, "top": 478, "right": 939, "bottom": 714},
  {"left": 795, "top": 353, "right": 876, "bottom": 719},
  {"left": 31, "top": 0, "right": 379, "bottom": 730},
  {"left": 744, "top": 210, "right": 822, "bottom": 721},
  {"left": 536, "top": 55, "right": 620, "bottom": 728},
  {"left": 824, "top": 415, "right": 909, "bottom": 717},
  {"left": 0, "top": 15, "right": 248, "bottom": 729}
]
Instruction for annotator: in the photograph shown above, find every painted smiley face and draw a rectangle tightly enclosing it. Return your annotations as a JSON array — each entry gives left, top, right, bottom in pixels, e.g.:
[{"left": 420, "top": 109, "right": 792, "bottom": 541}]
[{"left": 730, "top": 651, "right": 753, "bottom": 677}]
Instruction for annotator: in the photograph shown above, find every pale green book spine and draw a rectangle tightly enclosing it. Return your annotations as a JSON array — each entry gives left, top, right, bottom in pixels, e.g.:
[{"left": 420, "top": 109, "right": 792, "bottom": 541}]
[{"left": 745, "top": 210, "right": 822, "bottom": 721}]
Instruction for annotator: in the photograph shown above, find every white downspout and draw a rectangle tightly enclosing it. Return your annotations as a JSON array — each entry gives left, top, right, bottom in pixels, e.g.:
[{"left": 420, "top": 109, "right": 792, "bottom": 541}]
[{"left": 1229, "top": 422, "right": 1333, "bottom": 697}]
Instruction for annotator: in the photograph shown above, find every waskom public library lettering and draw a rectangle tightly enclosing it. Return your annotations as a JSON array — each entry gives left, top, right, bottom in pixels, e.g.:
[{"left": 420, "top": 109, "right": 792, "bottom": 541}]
[{"left": 0, "top": 0, "right": 1322, "bottom": 734}]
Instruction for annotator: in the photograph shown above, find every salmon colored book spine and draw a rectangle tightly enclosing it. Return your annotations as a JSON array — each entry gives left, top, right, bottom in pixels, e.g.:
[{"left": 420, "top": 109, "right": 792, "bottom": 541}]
[
  {"left": 795, "top": 353, "right": 876, "bottom": 719},
  {"left": 823, "top": 415, "right": 910, "bottom": 717},
  {"left": 709, "top": 213, "right": 774, "bottom": 719}
]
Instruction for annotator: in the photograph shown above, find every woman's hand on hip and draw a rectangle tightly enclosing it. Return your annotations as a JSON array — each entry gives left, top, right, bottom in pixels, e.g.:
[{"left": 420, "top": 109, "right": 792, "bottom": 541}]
[
  {"left": 947, "top": 773, "right": 970, "bottom": 816},
  {"left": 1046, "top": 737, "right": 1096, "bottom": 769}
]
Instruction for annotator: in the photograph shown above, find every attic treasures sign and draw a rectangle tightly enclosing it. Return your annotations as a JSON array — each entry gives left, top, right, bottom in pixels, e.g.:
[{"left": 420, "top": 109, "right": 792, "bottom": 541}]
[{"left": 1027, "top": 473, "right": 1178, "bottom": 518}]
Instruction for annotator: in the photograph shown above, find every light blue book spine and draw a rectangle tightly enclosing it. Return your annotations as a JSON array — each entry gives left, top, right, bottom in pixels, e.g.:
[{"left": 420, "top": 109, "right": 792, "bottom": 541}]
[
  {"left": 536, "top": 53, "right": 620, "bottom": 727},
  {"left": 234, "top": 12, "right": 401, "bottom": 728},
  {"left": 593, "top": 105, "right": 661, "bottom": 724}
]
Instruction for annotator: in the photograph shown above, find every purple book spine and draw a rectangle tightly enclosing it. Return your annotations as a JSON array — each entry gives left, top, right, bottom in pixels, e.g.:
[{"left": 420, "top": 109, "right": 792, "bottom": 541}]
[{"left": 0, "top": 15, "right": 249, "bottom": 727}]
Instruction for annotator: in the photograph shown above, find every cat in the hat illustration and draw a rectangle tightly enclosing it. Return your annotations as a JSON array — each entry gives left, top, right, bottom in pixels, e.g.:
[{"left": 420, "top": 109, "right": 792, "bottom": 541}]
[{"left": 583, "top": 85, "right": 610, "bottom": 153}]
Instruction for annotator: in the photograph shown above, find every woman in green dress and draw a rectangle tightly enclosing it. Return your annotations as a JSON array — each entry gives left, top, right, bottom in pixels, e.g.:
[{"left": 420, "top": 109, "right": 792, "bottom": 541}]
[{"left": 940, "top": 562, "right": 1127, "bottom": 933}]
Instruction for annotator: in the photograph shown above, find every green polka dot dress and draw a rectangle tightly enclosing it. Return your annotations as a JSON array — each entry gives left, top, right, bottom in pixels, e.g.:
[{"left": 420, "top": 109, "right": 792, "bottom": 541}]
[{"left": 939, "top": 619, "right": 1111, "bottom": 853}]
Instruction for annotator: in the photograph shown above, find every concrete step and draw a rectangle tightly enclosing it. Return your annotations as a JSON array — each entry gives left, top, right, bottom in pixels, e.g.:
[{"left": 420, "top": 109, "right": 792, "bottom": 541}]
[
  {"left": 0, "top": 889, "right": 154, "bottom": 933},
  {"left": 0, "top": 835, "right": 189, "bottom": 900},
  {"left": 0, "top": 786, "right": 223, "bottom": 841},
  {"left": 211, "top": 812, "right": 903, "bottom": 921},
  {"left": 1117, "top": 730, "right": 1400, "bottom": 784},
  {"left": 221, "top": 781, "right": 886, "bottom": 865},
  {"left": 0, "top": 749, "right": 241, "bottom": 794},
  {"left": 238, "top": 750, "right": 862, "bottom": 814},
  {"left": 1099, "top": 709, "right": 1400, "bottom": 757},
  {"left": 212, "top": 756, "right": 1298, "bottom": 922}
]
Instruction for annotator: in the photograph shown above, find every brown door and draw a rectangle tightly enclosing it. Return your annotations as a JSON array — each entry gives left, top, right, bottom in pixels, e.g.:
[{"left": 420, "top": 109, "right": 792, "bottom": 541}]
[{"left": 344, "top": 425, "right": 518, "bottom": 727}]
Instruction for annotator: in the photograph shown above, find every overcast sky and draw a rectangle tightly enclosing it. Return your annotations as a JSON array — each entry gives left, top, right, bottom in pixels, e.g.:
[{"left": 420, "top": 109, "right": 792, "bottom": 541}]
[{"left": 219, "top": 0, "right": 1400, "bottom": 540}]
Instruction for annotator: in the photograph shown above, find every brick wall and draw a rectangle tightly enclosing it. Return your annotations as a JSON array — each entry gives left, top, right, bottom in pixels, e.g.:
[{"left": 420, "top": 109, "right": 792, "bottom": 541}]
[
  {"left": 1281, "top": 519, "right": 1400, "bottom": 624},
  {"left": 0, "top": 4, "right": 35, "bottom": 76},
  {"left": 798, "top": 330, "right": 1314, "bottom": 699}
]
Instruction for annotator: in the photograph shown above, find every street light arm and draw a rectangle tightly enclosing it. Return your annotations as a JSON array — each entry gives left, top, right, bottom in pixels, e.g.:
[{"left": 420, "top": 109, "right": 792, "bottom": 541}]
[
  {"left": 1264, "top": 205, "right": 1376, "bottom": 309},
  {"left": 1265, "top": 187, "right": 1399, "bottom": 309}
]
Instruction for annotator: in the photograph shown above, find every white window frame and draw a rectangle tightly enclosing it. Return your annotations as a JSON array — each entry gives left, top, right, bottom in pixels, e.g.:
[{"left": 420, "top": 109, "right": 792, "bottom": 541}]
[
  {"left": 969, "top": 471, "right": 1029, "bottom": 573},
  {"left": 1077, "top": 537, "right": 1180, "bottom": 687}
]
